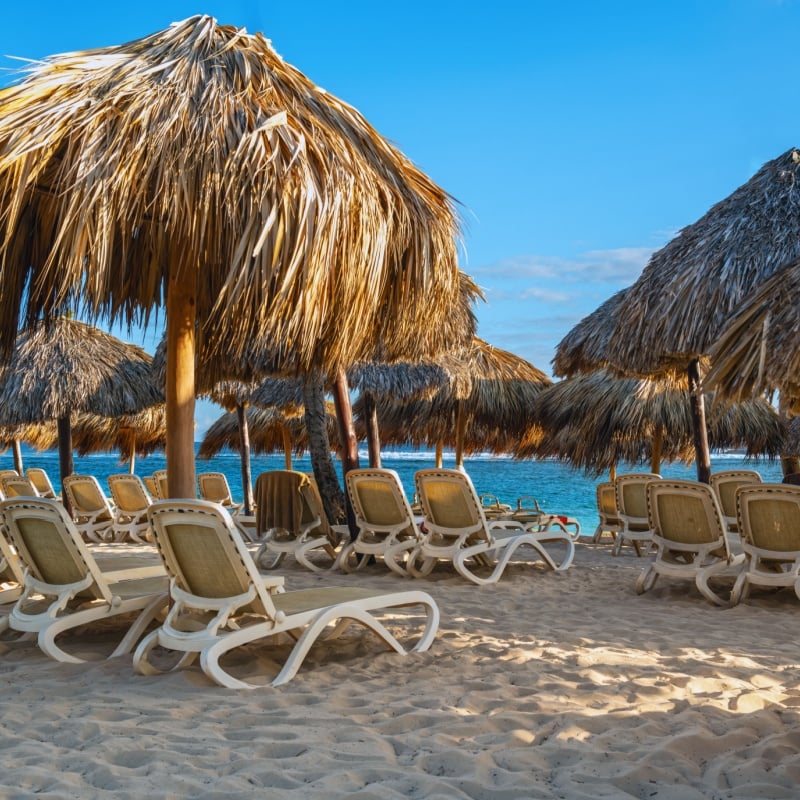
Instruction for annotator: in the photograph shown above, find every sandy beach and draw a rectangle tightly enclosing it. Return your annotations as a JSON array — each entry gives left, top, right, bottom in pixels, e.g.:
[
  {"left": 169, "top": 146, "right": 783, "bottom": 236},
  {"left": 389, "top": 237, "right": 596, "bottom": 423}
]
[{"left": 1, "top": 541, "right": 799, "bottom": 799}]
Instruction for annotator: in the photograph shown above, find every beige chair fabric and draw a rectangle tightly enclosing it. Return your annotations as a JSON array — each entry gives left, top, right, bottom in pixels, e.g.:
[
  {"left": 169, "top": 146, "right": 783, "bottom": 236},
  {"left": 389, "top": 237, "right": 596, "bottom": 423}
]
[
  {"left": 731, "top": 483, "right": 800, "bottom": 605},
  {"left": 592, "top": 481, "right": 621, "bottom": 544},
  {"left": 0, "top": 474, "right": 40, "bottom": 498},
  {"left": 107, "top": 474, "right": 153, "bottom": 543},
  {"left": 133, "top": 499, "right": 439, "bottom": 689},
  {"left": 340, "top": 468, "right": 425, "bottom": 575},
  {"left": 61, "top": 475, "right": 116, "bottom": 543},
  {"left": 151, "top": 470, "right": 169, "bottom": 501},
  {"left": 613, "top": 473, "right": 660, "bottom": 556},
  {"left": 253, "top": 470, "right": 339, "bottom": 572},
  {"left": 637, "top": 479, "right": 744, "bottom": 605},
  {"left": 710, "top": 469, "right": 762, "bottom": 537},
  {"left": 25, "top": 468, "right": 58, "bottom": 499},
  {"left": 198, "top": 471, "right": 242, "bottom": 514},
  {"left": 412, "top": 468, "right": 574, "bottom": 585},
  {"left": 0, "top": 497, "right": 168, "bottom": 662}
]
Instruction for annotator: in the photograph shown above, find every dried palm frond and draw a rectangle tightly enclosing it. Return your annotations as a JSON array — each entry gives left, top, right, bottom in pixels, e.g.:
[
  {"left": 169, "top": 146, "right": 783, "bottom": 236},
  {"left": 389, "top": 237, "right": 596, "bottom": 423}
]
[{"left": 71, "top": 406, "right": 167, "bottom": 462}]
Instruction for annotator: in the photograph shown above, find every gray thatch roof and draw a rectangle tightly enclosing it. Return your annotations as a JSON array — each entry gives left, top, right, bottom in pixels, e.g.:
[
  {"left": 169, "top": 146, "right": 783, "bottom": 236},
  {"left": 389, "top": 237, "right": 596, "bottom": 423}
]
[
  {"left": 604, "top": 148, "right": 800, "bottom": 376},
  {"left": 552, "top": 289, "right": 628, "bottom": 377},
  {"left": 705, "top": 257, "right": 800, "bottom": 401},
  {"left": 517, "top": 369, "right": 785, "bottom": 474},
  {"left": 0, "top": 15, "right": 477, "bottom": 375},
  {"left": 0, "top": 318, "right": 163, "bottom": 424}
]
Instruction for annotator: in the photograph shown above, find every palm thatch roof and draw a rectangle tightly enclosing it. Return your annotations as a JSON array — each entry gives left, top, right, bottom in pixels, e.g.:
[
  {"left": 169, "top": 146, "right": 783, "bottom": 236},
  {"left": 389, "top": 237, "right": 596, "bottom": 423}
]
[
  {"left": 0, "top": 15, "right": 477, "bottom": 375},
  {"left": 552, "top": 289, "right": 628, "bottom": 377},
  {"left": 0, "top": 422, "right": 57, "bottom": 451},
  {"left": 198, "top": 405, "right": 338, "bottom": 458},
  {"left": 71, "top": 406, "right": 167, "bottom": 462},
  {"left": 603, "top": 148, "right": 800, "bottom": 376},
  {"left": 705, "top": 257, "right": 800, "bottom": 401},
  {"left": 0, "top": 318, "right": 163, "bottom": 425},
  {"left": 516, "top": 369, "right": 785, "bottom": 474}
]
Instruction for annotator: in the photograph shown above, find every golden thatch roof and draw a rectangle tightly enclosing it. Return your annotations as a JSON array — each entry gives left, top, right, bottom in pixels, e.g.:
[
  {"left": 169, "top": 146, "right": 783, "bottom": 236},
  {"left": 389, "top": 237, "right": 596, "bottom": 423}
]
[
  {"left": 603, "top": 148, "right": 800, "bottom": 376},
  {"left": 0, "top": 318, "right": 163, "bottom": 424},
  {"left": 517, "top": 369, "right": 785, "bottom": 473},
  {"left": 0, "top": 16, "right": 478, "bottom": 375},
  {"left": 705, "top": 258, "right": 800, "bottom": 401},
  {"left": 71, "top": 406, "right": 167, "bottom": 461}
]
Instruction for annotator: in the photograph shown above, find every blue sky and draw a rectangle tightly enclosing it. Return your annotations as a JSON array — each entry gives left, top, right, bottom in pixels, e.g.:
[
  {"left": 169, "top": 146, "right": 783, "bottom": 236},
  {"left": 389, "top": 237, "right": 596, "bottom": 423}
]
[{"left": 1, "top": 1, "right": 798, "bottom": 434}]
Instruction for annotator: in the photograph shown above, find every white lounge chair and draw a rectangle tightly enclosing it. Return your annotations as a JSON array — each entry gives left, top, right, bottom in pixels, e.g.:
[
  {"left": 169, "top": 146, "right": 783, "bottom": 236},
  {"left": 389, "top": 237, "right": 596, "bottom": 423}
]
[
  {"left": 339, "top": 468, "right": 425, "bottom": 576},
  {"left": 61, "top": 474, "right": 116, "bottom": 543},
  {"left": 411, "top": 468, "right": 574, "bottom": 585},
  {"left": 731, "top": 483, "right": 800, "bottom": 606},
  {"left": 512, "top": 496, "right": 581, "bottom": 539},
  {"left": 26, "top": 467, "right": 58, "bottom": 499},
  {"left": 592, "top": 481, "right": 621, "bottom": 544},
  {"left": 710, "top": 469, "right": 762, "bottom": 539},
  {"left": 133, "top": 499, "right": 439, "bottom": 689},
  {"left": 0, "top": 535, "right": 25, "bottom": 604},
  {"left": 613, "top": 473, "right": 660, "bottom": 556},
  {"left": 0, "top": 474, "right": 40, "bottom": 498},
  {"left": 636, "top": 479, "right": 745, "bottom": 606},
  {"left": 198, "top": 472, "right": 242, "bottom": 514},
  {"left": 0, "top": 497, "right": 168, "bottom": 662},
  {"left": 107, "top": 474, "right": 153, "bottom": 543}
]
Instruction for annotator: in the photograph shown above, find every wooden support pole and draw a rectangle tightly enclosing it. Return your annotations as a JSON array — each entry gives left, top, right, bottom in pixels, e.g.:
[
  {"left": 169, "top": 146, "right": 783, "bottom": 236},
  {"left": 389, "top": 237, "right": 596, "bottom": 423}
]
[
  {"left": 11, "top": 440, "right": 23, "bottom": 475},
  {"left": 332, "top": 368, "right": 360, "bottom": 535},
  {"left": 454, "top": 401, "right": 467, "bottom": 469},
  {"left": 364, "top": 392, "right": 382, "bottom": 468},
  {"left": 435, "top": 440, "right": 444, "bottom": 469},
  {"left": 57, "top": 413, "right": 74, "bottom": 514},
  {"left": 650, "top": 426, "right": 663, "bottom": 475},
  {"left": 688, "top": 359, "right": 712, "bottom": 484},
  {"left": 165, "top": 263, "right": 197, "bottom": 499},
  {"left": 237, "top": 402, "right": 254, "bottom": 516},
  {"left": 281, "top": 425, "right": 293, "bottom": 471}
]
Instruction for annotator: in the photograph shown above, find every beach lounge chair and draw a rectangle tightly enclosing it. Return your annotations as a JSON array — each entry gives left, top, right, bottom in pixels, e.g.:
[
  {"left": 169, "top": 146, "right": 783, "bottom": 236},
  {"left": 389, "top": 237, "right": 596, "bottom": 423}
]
[
  {"left": 710, "top": 469, "right": 762, "bottom": 539},
  {"left": 107, "top": 474, "right": 153, "bottom": 543},
  {"left": 636, "top": 479, "right": 745, "bottom": 606},
  {"left": 26, "top": 468, "right": 58, "bottom": 499},
  {"left": 0, "top": 497, "right": 168, "bottom": 662},
  {"left": 143, "top": 475, "right": 158, "bottom": 498},
  {"left": 339, "top": 468, "right": 425, "bottom": 575},
  {"left": 151, "top": 470, "right": 169, "bottom": 500},
  {"left": 61, "top": 475, "right": 116, "bottom": 543},
  {"left": 253, "top": 470, "right": 341, "bottom": 572},
  {"left": 198, "top": 472, "right": 242, "bottom": 514},
  {"left": 0, "top": 534, "right": 25, "bottom": 604},
  {"left": 613, "top": 473, "right": 660, "bottom": 556},
  {"left": 592, "top": 481, "right": 621, "bottom": 544},
  {"left": 730, "top": 484, "right": 800, "bottom": 606},
  {"left": 0, "top": 474, "right": 40, "bottom": 498},
  {"left": 513, "top": 496, "right": 581, "bottom": 539},
  {"left": 133, "top": 499, "right": 439, "bottom": 689},
  {"left": 0, "top": 469, "right": 19, "bottom": 479},
  {"left": 411, "top": 468, "right": 574, "bottom": 585}
]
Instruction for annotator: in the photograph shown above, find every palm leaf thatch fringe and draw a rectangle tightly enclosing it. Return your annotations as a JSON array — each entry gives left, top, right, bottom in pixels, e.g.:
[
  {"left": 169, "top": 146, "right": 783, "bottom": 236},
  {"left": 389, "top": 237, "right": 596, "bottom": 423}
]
[
  {"left": 71, "top": 406, "right": 167, "bottom": 462},
  {"left": 516, "top": 370, "right": 785, "bottom": 474},
  {"left": 0, "top": 318, "right": 163, "bottom": 425},
  {"left": 705, "top": 257, "right": 800, "bottom": 402},
  {"left": 198, "top": 405, "right": 338, "bottom": 459},
  {"left": 604, "top": 148, "right": 800, "bottom": 377},
  {"left": 0, "top": 15, "right": 477, "bottom": 376}
]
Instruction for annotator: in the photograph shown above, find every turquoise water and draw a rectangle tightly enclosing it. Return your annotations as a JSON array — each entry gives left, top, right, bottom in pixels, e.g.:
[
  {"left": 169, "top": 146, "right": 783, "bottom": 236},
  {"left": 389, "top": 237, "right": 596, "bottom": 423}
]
[{"left": 1, "top": 446, "right": 783, "bottom": 534}]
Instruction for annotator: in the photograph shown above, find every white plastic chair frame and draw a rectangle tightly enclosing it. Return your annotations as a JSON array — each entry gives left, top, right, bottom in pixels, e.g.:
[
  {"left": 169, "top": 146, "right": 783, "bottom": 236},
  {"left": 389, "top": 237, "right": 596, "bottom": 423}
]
[
  {"left": 637, "top": 479, "right": 745, "bottom": 606},
  {"left": 134, "top": 500, "right": 440, "bottom": 689}
]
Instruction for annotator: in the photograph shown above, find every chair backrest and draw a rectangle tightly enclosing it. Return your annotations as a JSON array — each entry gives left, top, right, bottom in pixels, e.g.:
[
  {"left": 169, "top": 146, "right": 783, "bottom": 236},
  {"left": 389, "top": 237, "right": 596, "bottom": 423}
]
[
  {"left": 148, "top": 499, "right": 275, "bottom": 617},
  {"left": 152, "top": 470, "right": 169, "bottom": 500},
  {"left": 0, "top": 469, "right": 19, "bottom": 478},
  {"left": 198, "top": 472, "right": 233, "bottom": 506},
  {"left": 710, "top": 470, "right": 763, "bottom": 523},
  {"left": 736, "top": 484, "right": 800, "bottom": 553},
  {"left": 62, "top": 475, "right": 114, "bottom": 518},
  {"left": 414, "top": 468, "right": 488, "bottom": 542},
  {"left": 0, "top": 497, "right": 112, "bottom": 602},
  {"left": 0, "top": 474, "right": 40, "bottom": 498},
  {"left": 108, "top": 474, "right": 152, "bottom": 513},
  {"left": 596, "top": 482, "right": 619, "bottom": 521},
  {"left": 614, "top": 473, "right": 660, "bottom": 529},
  {"left": 26, "top": 468, "right": 57, "bottom": 498},
  {"left": 254, "top": 470, "right": 322, "bottom": 537},
  {"left": 646, "top": 479, "right": 728, "bottom": 550},
  {"left": 346, "top": 468, "right": 418, "bottom": 535},
  {"left": 143, "top": 475, "right": 158, "bottom": 497}
]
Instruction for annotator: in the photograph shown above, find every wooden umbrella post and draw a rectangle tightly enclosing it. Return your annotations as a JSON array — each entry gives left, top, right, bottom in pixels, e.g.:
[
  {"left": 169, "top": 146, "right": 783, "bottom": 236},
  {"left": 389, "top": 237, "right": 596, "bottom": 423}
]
[
  {"left": 165, "top": 264, "right": 197, "bottom": 499},
  {"left": 454, "top": 400, "right": 467, "bottom": 469},
  {"left": 11, "top": 439, "right": 23, "bottom": 475},
  {"left": 435, "top": 440, "right": 444, "bottom": 469},
  {"left": 57, "top": 411, "right": 74, "bottom": 514},
  {"left": 236, "top": 402, "right": 254, "bottom": 515},
  {"left": 281, "top": 424, "right": 293, "bottom": 471},
  {"left": 688, "top": 359, "right": 712, "bottom": 484},
  {"left": 363, "top": 392, "right": 382, "bottom": 468},
  {"left": 332, "top": 368, "right": 360, "bottom": 535},
  {"left": 650, "top": 426, "right": 663, "bottom": 475}
]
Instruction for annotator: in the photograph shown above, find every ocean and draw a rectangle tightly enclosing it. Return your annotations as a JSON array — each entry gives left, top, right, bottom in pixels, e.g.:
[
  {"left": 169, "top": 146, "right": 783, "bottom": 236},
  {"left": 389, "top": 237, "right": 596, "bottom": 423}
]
[{"left": 0, "top": 446, "right": 784, "bottom": 535}]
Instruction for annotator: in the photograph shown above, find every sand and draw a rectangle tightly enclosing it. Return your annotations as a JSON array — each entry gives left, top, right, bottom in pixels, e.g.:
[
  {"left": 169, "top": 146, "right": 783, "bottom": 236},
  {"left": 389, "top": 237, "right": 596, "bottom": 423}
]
[{"left": 1, "top": 542, "right": 799, "bottom": 799}]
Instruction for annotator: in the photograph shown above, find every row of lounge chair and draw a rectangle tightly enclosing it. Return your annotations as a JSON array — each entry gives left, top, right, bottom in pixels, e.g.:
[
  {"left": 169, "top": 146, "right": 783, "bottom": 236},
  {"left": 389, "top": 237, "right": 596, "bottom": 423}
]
[{"left": 594, "top": 470, "right": 800, "bottom": 607}]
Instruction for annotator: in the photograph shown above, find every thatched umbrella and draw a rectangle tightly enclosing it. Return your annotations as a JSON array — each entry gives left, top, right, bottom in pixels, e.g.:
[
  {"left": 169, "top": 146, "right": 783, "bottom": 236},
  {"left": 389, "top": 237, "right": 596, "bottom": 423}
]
[
  {"left": 0, "top": 422, "right": 58, "bottom": 473},
  {"left": 0, "top": 318, "right": 163, "bottom": 491},
  {"left": 0, "top": 16, "right": 476, "bottom": 498},
  {"left": 355, "top": 338, "right": 550, "bottom": 467},
  {"left": 599, "top": 148, "right": 800, "bottom": 482},
  {"left": 71, "top": 406, "right": 167, "bottom": 473},
  {"left": 517, "top": 369, "right": 785, "bottom": 475}
]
